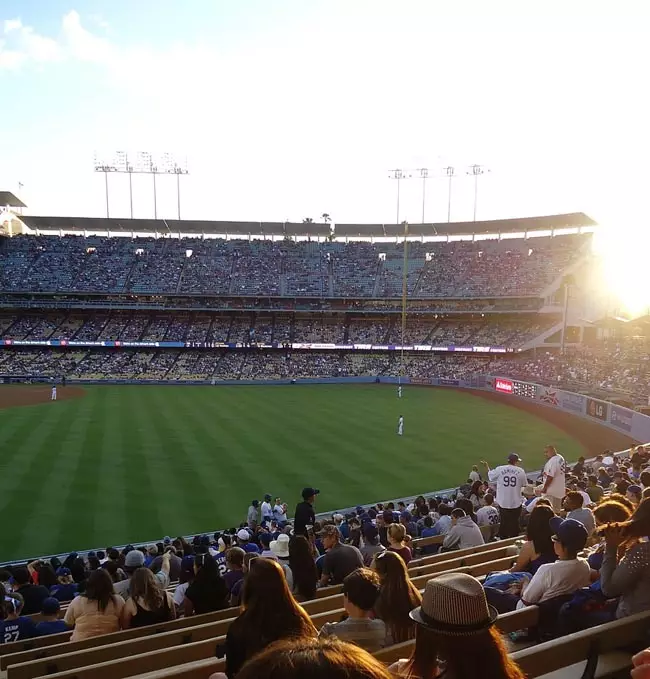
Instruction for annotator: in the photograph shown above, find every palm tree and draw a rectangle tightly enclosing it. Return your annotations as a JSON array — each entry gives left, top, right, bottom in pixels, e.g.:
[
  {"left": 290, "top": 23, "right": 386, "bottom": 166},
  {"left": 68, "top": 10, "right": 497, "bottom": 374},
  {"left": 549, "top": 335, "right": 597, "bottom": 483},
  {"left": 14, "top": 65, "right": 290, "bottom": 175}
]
[{"left": 302, "top": 217, "right": 314, "bottom": 223}]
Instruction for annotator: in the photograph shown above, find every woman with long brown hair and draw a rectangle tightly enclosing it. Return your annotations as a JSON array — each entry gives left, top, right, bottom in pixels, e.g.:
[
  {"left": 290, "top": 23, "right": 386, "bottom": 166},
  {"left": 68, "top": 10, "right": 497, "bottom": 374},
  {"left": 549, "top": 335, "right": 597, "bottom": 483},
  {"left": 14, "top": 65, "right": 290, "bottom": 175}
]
[
  {"left": 509, "top": 504, "right": 556, "bottom": 574},
  {"left": 231, "top": 637, "right": 394, "bottom": 679},
  {"left": 599, "top": 497, "right": 650, "bottom": 620},
  {"left": 389, "top": 573, "right": 524, "bottom": 679},
  {"left": 122, "top": 567, "right": 176, "bottom": 628},
  {"left": 371, "top": 551, "right": 421, "bottom": 644},
  {"left": 223, "top": 558, "right": 317, "bottom": 677},
  {"left": 63, "top": 569, "right": 125, "bottom": 641}
]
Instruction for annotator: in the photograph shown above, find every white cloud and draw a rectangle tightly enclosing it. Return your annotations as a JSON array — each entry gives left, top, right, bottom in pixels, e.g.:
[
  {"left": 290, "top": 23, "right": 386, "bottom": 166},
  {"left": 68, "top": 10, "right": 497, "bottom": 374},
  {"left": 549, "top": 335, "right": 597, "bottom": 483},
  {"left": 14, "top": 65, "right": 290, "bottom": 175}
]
[{"left": 1, "top": 16, "right": 62, "bottom": 69}]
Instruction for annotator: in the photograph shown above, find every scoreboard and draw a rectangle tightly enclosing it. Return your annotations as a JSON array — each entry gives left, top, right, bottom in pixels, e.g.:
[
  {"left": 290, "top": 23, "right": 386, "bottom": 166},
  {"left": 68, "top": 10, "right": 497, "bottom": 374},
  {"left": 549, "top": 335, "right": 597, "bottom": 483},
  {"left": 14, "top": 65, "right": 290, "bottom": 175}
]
[{"left": 494, "top": 377, "right": 537, "bottom": 399}]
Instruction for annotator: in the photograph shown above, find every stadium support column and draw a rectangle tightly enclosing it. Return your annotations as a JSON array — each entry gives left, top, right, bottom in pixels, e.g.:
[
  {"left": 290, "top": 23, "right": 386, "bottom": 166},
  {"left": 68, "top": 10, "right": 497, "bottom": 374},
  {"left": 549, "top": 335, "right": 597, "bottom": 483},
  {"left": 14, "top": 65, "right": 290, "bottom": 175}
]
[
  {"left": 128, "top": 169, "right": 133, "bottom": 219},
  {"left": 560, "top": 275, "right": 574, "bottom": 355},
  {"left": 444, "top": 166, "right": 455, "bottom": 222},
  {"left": 176, "top": 172, "right": 181, "bottom": 220}
]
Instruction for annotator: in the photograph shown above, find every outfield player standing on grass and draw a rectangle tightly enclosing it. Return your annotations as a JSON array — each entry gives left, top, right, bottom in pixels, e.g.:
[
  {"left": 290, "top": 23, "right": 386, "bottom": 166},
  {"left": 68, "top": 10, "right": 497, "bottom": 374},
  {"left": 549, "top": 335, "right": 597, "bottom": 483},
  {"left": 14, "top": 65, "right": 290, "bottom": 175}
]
[
  {"left": 397, "top": 415, "right": 404, "bottom": 436},
  {"left": 397, "top": 385, "right": 402, "bottom": 399},
  {"left": 481, "top": 453, "right": 527, "bottom": 538},
  {"left": 51, "top": 385, "right": 57, "bottom": 401}
]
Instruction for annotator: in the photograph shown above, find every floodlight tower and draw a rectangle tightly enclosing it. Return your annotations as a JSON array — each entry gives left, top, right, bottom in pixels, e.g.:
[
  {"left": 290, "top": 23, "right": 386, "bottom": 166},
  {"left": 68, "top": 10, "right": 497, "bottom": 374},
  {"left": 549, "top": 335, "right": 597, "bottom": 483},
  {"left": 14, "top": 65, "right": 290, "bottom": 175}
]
[
  {"left": 443, "top": 166, "right": 455, "bottom": 222},
  {"left": 467, "top": 164, "right": 489, "bottom": 221},
  {"left": 94, "top": 151, "right": 189, "bottom": 220},
  {"left": 388, "top": 169, "right": 411, "bottom": 225},
  {"left": 418, "top": 168, "right": 429, "bottom": 224}
]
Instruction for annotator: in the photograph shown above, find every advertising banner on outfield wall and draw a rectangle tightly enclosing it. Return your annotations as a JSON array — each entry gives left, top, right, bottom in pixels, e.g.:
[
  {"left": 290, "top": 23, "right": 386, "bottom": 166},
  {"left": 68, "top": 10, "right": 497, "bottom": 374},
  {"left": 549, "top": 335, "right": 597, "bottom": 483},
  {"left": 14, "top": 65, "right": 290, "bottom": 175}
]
[
  {"left": 557, "top": 390, "right": 585, "bottom": 413},
  {"left": 610, "top": 405, "right": 633, "bottom": 433}
]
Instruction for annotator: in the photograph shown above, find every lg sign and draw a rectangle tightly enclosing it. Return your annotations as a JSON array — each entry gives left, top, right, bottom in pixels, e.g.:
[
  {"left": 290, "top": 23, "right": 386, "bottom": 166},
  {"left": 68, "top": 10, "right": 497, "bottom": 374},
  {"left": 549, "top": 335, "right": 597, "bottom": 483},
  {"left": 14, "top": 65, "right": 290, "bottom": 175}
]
[{"left": 495, "top": 378, "right": 514, "bottom": 394}]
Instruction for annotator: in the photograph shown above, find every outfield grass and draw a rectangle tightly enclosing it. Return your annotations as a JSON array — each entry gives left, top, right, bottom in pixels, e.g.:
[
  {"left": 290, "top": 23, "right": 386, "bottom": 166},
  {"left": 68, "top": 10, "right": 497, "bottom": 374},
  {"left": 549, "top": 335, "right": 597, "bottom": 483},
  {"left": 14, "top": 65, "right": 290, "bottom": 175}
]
[{"left": 0, "top": 384, "right": 585, "bottom": 561}]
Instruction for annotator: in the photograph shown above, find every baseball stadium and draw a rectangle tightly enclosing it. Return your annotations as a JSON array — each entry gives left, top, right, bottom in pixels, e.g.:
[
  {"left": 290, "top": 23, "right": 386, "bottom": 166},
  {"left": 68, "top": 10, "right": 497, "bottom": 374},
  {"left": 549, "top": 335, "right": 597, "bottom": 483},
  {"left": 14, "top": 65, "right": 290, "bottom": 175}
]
[{"left": 2, "top": 3, "right": 650, "bottom": 676}]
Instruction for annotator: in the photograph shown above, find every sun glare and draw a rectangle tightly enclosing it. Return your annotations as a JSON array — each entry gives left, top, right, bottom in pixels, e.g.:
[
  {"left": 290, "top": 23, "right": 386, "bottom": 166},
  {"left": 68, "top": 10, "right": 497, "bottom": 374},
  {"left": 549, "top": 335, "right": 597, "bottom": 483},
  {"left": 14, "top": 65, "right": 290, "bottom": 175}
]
[{"left": 592, "top": 225, "right": 650, "bottom": 318}]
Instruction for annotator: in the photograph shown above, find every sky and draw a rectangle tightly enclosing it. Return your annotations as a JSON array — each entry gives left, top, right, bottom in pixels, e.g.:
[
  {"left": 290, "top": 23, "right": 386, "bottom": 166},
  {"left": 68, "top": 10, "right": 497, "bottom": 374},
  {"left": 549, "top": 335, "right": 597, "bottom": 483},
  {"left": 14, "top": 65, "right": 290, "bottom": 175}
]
[{"left": 1, "top": 0, "right": 650, "bottom": 227}]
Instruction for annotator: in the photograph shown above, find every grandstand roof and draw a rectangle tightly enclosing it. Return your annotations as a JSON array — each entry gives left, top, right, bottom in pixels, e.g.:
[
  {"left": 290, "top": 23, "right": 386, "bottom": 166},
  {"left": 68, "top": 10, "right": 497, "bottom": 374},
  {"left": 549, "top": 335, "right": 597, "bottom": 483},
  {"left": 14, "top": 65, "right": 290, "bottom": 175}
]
[
  {"left": 0, "top": 191, "right": 26, "bottom": 209},
  {"left": 17, "top": 211, "right": 596, "bottom": 237}
]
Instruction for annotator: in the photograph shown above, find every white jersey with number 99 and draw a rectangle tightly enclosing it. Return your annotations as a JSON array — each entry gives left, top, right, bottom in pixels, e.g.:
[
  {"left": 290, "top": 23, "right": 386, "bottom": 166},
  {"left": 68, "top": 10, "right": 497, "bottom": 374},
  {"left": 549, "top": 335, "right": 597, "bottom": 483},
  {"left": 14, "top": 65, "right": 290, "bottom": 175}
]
[{"left": 488, "top": 465, "right": 528, "bottom": 509}]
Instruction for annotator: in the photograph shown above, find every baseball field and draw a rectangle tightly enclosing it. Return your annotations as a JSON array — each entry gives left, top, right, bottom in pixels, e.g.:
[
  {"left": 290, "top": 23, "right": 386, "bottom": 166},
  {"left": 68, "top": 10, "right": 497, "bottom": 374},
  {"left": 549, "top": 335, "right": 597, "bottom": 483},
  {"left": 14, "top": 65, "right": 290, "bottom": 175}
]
[{"left": 0, "top": 383, "right": 635, "bottom": 562}]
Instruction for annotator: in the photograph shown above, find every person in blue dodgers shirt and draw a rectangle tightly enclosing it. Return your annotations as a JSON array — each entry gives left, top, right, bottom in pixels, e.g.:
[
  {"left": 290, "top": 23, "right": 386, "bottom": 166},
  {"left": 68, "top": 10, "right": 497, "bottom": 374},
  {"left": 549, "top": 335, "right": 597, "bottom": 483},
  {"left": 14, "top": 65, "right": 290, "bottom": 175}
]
[
  {"left": 1, "top": 593, "right": 37, "bottom": 643},
  {"left": 35, "top": 598, "right": 70, "bottom": 636}
]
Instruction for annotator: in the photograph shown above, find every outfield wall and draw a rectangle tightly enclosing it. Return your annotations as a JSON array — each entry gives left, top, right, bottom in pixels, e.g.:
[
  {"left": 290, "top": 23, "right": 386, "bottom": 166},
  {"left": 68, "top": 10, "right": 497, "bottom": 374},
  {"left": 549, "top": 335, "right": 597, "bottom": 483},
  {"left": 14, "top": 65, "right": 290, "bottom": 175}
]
[{"left": 487, "top": 376, "right": 650, "bottom": 444}]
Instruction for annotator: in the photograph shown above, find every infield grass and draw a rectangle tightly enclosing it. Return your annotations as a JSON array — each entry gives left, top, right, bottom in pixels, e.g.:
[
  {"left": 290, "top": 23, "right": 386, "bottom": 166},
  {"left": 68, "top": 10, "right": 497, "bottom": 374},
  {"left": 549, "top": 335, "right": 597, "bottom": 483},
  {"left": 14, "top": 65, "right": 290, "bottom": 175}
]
[{"left": 0, "top": 384, "right": 585, "bottom": 561}]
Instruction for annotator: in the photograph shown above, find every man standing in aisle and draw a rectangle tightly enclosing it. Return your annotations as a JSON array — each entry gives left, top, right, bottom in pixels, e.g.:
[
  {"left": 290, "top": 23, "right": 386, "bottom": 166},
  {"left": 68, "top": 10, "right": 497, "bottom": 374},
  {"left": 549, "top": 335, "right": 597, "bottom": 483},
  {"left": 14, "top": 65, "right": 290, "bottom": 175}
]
[
  {"left": 536, "top": 445, "right": 567, "bottom": 513},
  {"left": 294, "top": 487, "right": 319, "bottom": 536},
  {"left": 481, "top": 453, "right": 528, "bottom": 538}
]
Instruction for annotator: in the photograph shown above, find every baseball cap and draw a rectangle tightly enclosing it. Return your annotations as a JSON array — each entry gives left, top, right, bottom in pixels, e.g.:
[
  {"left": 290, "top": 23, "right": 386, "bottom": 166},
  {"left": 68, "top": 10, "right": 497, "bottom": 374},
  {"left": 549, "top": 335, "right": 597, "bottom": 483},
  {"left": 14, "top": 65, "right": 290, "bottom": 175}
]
[
  {"left": 236, "top": 529, "right": 250, "bottom": 542},
  {"left": 508, "top": 453, "right": 522, "bottom": 463},
  {"left": 124, "top": 550, "right": 145, "bottom": 569},
  {"left": 302, "top": 487, "right": 320, "bottom": 499},
  {"left": 549, "top": 517, "right": 588, "bottom": 552},
  {"left": 264, "top": 494, "right": 272, "bottom": 501},
  {"left": 56, "top": 567, "right": 71, "bottom": 577},
  {"left": 163, "top": 536, "right": 172, "bottom": 545},
  {"left": 181, "top": 555, "right": 195, "bottom": 573},
  {"left": 42, "top": 597, "right": 61, "bottom": 616},
  {"left": 355, "top": 505, "right": 364, "bottom": 513},
  {"left": 628, "top": 484, "right": 642, "bottom": 495},
  {"left": 259, "top": 533, "right": 272, "bottom": 547}
]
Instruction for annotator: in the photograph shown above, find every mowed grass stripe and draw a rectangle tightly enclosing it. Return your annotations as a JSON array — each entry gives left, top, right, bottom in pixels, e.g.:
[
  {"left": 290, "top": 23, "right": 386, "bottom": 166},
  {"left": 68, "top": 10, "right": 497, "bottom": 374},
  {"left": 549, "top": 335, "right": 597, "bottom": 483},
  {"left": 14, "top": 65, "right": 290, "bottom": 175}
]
[
  {"left": 14, "top": 395, "right": 98, "bottom": 557},
  {"left": 54, "top": 388, "right": 109, "bottom": 555}
]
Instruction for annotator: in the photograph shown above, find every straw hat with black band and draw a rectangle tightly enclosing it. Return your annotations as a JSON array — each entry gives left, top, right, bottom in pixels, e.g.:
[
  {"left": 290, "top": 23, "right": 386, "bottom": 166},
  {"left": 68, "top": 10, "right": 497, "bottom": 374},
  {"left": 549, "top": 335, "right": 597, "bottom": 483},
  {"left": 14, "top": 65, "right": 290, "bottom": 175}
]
[{"left": 409, "top": 572, "right": 498, "bottom": 635}]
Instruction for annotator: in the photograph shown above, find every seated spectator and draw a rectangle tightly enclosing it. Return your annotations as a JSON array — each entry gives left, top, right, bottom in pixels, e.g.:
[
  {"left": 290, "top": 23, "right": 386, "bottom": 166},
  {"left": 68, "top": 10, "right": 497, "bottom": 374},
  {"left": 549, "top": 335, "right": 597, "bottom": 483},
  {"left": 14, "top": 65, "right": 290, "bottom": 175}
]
[
  {"left": 1, "top": 593, "right": 37, "bottom": 641},
  {"left": 288, "top": 535, "right": 319, "bottom": 601},
  {"left": 372, "top": 551, "right": 422, "bottom": 644},
  {"left": 229, "top": 554, "right": 259, "bottom": 608},
  {"left": 224, "top": 559, "right": 316, "bottom": 677},
  {"left": 486, "top": 517, "right": 590, "bottom": 613},
  {"left": 114, "top": 549, "right": 171, "bottom": 599},
  {"left": 50, "top": 567, "right": 78, "bottom": 602},
  {"left": 236, "top": 529, "right": 260, "bottom": 554},
  {"left": 360, "top": 523, "right": 386, "bottom": 566},
  {"left": 469, "top": 480, "right": 485, "bottom": 511},
  {"left": 28, "top": 561, "right": 58, "bottom": 589},
  {"left": 319, "top": 525, "right": 364, "bottom": 586},
  {"left": 230, "top": 637, "right": 394, "bottom": 679},
  {"left": 400, "top": 511, "right": 417, "bottom": 538},
  {"left": 476, "top": 493, "right": 500, "bottom": 531},
  {"left": 388, "top": 573, "right": 524, "bottom": 679},
  {"left": 10, "top": 566, "right": 50, "bottom": 615},
  {"left": 122, "top": 568, "right": 176, "bottom": 628},
  {"left": 510, "top": 504, "right": 556, "bottom": 574},
  {"left": 319, "top": 568, "right": 385, "bottom": 653},
  {"left": 586, "top": 475, "right": 605, "bottom": 503},
  {"left": 386, "top": 523, "right": 413, "bottom": 565},
  {"left": 564, "top": 491, "right": 596, "bottom": 536},
  {"left": 627, "top": 485, "right": 643, "bottom": 505},
  {"left": 433, "top": 503, "right": 453, "bottom": 535},
  {"left": 223, "top": 547, "right": 246, "bottom": 595},
  {"left": 184, "top": 553, "right": 229, "bottom": 616},
  {"left": 35, "top": 598, "right": 69, "bottom": 636},
  {"left": 600, "top": 497, "right": 650, "bottom": 619},
  {"left": 173, "top": 556, "right": 196, "bottom": 608},
  {"left": 271, "top": 534, "right": 293, "bottom": 587},
  {"left": 64, "top": 569, "right": 125, "bottom": 641},
  {"left": 1, "top": 568, "right": 12, "bottom": 595},
  {"left": 640, "top": 471, "right": 650, "bottom": 490},
  {"left": 150, "top": 546, "right": 182, "bottom": 581},
  {"left": 442, "top": 509, "right": 484, "bottom": 551},
  {"left": 258, "top": 533, "right": 276, "bottom": 560}
]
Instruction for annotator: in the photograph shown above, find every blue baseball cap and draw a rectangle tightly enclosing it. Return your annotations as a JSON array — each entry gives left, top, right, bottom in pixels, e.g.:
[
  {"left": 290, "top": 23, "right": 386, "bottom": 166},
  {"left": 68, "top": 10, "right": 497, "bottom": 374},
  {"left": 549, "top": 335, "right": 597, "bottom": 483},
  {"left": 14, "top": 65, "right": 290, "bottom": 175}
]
[
  {"left": 42, "top": 597, "right": 61, "bottom": 615},
  {"left": 56, "top": 567, "right": 71, "bottom": 577},
  {"left": 508, "top": 453, "right": 522, "bottom": 463},
  {"left": 549, "top": 517, "right": 588, "bottom": 552}
]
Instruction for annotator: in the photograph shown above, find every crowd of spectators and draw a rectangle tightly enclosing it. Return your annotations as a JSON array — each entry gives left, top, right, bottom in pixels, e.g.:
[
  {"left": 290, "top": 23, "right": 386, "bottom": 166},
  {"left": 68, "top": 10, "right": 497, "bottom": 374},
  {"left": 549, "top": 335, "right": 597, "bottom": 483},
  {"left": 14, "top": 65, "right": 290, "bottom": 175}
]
[
  {"left": 0, "top": 311, "right": 556, "bottom": 347},
  {"left": 4, "top": 442, "right": 650, "bottom": 678},
  {"left": 0, "top": 232, "right": 588, "bottom": 297}
]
